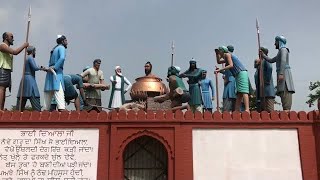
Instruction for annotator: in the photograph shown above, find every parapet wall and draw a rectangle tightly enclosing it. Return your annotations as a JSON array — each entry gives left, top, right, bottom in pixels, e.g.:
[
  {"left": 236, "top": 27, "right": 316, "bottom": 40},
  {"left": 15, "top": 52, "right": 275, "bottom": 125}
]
[
  {"left": 0, "top": 110, "right": 318, "bottom": 122},
  {"left": 0, "top": 110, "right": 319, "bottom": 180}
]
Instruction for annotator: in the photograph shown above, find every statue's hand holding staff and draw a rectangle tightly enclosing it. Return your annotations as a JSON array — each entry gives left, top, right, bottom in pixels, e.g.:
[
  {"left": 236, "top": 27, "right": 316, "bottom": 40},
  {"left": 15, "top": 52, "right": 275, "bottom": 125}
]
[
  {"left": 214, "top": 66, "right": 220, "bottom": 74},
  {"left": 40, "top": 66, "right": 48, "bottom": 72}
]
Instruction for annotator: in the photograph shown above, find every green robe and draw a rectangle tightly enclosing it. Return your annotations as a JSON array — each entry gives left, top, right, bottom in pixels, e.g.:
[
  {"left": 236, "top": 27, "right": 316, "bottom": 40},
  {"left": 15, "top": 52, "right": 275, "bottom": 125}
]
[{"left": 183, "top": 68, "right": 203, "bottom": 106}]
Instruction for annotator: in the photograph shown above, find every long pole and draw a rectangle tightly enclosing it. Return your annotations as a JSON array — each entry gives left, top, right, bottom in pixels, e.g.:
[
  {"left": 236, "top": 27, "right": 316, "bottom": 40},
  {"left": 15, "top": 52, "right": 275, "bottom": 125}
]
[
  {"left": 256, "top": 18, "right": 265, "bottom": 111},
  {"left": 215, "top": 66, "right": 219, "bottom": 111},
  {"left": 19, "top": 6, "right": 31, "bottom": 111},
  {"left": 171, "top": 41, "right": 174, "bottom": 66}
]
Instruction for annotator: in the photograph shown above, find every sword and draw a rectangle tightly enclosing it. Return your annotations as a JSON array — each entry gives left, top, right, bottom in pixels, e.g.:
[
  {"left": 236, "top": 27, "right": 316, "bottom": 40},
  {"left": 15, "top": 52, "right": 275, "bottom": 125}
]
[{"left": 49, "top": 67, "right": 57, "bottom": 80}]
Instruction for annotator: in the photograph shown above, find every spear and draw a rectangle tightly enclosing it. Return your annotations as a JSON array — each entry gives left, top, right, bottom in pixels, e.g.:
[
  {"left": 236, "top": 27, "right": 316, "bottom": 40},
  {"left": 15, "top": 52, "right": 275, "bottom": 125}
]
[
  {"left": 215, "top": 66, "right": 219, "bottom": 111},
  {"left": 171, "top": 41, "right": 175, "bottom": 66},
  {"left": 256, "top": 18, "right": 265, "bottom": 110},
  {"left": 18, "top": 6, "right": 31, "bottom": 111}
]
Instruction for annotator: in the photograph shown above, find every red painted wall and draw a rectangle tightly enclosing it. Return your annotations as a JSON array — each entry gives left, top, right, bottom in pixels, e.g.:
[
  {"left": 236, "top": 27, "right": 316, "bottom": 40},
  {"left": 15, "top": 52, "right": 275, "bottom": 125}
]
[{"left": 0, "top": 110, "right": 319, "bottom": 180}]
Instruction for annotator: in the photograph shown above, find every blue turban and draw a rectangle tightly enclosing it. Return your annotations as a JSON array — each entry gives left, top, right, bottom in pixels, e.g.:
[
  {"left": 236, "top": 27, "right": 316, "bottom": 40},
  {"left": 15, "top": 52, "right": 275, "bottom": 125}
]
[
  {"left": 218, "top": 46, "right": 228, "bottom": 53},
  {"left": 275, "top": 35, "right": 287, "bottom": 48},
  {"left": 26, "top": 46, "right": 35, "bottom": 53}
]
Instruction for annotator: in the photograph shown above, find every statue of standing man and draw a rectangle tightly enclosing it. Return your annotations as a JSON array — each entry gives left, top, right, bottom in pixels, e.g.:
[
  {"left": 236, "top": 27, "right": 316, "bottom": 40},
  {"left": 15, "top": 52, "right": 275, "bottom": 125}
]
[
  {"left": 0, "top": 32, "right": 29, "bottom": 110},
  {"left": 180, "top": 59, "right": 203, "bottom": 113},
  {"left": 260, "top": 36, "right": 295, "bottom": 112}
]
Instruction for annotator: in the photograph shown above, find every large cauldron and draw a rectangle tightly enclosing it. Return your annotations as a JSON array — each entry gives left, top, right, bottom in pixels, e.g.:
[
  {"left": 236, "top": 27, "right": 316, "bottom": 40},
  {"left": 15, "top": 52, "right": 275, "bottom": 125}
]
[{"left": 130, "top": 76, "right": 168, "bottom": 101}]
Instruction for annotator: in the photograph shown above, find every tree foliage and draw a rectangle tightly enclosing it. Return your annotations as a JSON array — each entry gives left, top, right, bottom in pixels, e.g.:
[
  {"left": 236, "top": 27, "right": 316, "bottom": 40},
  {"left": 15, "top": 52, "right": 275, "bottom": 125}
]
[
  {"left": 306, "top": 81, "right": 320, "bottom": 107},
  {"left": 249, "top": 91, "right": 258, "bottom": 111}
]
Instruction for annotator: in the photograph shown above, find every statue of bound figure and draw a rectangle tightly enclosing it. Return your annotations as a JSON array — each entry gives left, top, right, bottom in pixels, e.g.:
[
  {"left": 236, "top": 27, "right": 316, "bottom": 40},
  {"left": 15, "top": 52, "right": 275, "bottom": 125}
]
[
  {"left": 119, "top": 62, "right": 189, "bottom": 112},
  {"left": 119, "top": 61, "right": 168, "bottom": 112},
  {"left": 153, "top": 66, "right": 190, "bottom": 111},
  {"left": 129, "top": 61, "right": 168, "bottom": 101}
]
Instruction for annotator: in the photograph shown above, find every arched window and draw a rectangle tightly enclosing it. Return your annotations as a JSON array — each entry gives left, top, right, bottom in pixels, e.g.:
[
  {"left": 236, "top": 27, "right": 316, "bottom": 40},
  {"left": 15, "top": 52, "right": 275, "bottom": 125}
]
[{"left": 123, "top": 135, "right": 168, "bottom": 180}]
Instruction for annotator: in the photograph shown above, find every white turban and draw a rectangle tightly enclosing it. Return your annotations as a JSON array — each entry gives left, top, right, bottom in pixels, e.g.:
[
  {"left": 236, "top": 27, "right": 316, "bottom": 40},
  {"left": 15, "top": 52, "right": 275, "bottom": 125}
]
[
  {"left": 174, "top": 66, "right": 181, "bottom": 73},
  {"left": 115, "top": 66, "right": 122, "bottom": 76}
]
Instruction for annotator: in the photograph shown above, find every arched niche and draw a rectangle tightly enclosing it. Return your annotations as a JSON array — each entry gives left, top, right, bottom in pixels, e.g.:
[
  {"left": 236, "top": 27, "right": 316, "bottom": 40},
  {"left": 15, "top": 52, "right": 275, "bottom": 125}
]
[{"left": 123, "top": 135, "right": 168, "bottom": 180}]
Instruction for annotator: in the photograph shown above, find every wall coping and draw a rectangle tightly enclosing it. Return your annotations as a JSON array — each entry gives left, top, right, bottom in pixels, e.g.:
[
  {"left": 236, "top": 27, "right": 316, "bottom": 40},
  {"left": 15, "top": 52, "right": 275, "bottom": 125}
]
[{"left": 0, "top": 110, "right": 319, "bottom": 123}]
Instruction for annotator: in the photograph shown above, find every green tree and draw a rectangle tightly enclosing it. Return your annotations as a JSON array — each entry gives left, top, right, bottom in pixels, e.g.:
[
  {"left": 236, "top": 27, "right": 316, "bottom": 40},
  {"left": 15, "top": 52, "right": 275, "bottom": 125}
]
[
  {"left": 306, "top": 81, "right": 320, "bottom": 107},
  {"left": 249, "top": 90, "right": 258, "bottom": 111}
]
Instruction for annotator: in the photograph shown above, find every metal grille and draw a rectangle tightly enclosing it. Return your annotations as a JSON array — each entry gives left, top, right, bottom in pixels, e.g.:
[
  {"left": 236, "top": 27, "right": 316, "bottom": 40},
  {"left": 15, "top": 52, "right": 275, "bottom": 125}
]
[{"left": 123, "top": 135, "right": 168, "bottom": 180}]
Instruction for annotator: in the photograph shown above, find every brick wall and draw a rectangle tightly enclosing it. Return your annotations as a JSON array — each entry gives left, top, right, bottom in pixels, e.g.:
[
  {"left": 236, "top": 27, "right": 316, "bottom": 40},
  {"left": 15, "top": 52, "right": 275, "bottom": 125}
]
[{"left": 0, "top": 110, "right": 319, "bottom": 180}]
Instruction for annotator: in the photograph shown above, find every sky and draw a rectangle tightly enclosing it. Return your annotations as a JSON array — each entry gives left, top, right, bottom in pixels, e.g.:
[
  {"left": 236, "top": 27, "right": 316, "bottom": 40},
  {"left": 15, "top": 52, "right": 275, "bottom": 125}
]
[{"left": 0, "top": 0, "right": 319, "bottom": 111}]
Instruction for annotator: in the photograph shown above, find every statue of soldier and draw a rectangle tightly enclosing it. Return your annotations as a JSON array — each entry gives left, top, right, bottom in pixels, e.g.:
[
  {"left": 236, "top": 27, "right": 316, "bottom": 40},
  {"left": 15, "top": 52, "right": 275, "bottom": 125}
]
[
  {"left": 254, "top": 47, "right": 276, "bottom": 112},
  {"left": 154, "top": 66, "right": 190, "bottom": 111},
  {"left": 260, "top": 36, "right": 295, "bottom": 112},
  {"left": 180, "top": 59, "right": 203, "bottom": 113}
]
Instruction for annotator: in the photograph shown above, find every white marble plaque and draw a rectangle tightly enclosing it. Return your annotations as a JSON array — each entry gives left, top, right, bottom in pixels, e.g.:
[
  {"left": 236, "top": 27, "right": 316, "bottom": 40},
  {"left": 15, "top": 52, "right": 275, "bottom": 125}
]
[
  {"left": 192, "top": 129, "right": 302, "bottom": 180},
  {"left": 0, "top": 128, "right": 99, "bottom": 180}
]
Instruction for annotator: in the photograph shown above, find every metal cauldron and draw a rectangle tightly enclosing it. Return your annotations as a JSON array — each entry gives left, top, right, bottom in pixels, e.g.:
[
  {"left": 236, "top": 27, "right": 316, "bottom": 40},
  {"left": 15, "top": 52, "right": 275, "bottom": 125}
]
[{"left": 130, "top": 76, "right": 168, "bottom": 101}]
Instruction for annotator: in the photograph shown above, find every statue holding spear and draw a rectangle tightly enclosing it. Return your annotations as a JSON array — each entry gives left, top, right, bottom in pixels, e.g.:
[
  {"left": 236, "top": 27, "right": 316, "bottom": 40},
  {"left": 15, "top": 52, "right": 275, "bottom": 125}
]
[
  {"left": 16, "top": 7, "right": 46, "bottom": 111},
  {"left": 17, "top": 6, "right": 41, "bottom": 111},
  {"left": 254, "top": 19, "right": 276, "bottom": 112},
  {"left": 0, "top": 7, "right": 29, "bottom": 110}
]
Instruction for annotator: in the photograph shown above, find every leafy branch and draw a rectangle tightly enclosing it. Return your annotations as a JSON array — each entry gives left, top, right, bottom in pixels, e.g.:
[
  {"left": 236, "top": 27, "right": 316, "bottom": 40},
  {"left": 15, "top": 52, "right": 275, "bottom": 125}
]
[{"left": 306, "top": 81, "right": 320, "bottom": 107}]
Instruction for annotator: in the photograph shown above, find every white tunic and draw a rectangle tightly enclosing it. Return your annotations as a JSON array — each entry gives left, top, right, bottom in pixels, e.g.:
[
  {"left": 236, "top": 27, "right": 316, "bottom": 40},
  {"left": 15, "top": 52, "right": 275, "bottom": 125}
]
[{"left": 109, "top": 75, "right": 132, "bottom": 108}]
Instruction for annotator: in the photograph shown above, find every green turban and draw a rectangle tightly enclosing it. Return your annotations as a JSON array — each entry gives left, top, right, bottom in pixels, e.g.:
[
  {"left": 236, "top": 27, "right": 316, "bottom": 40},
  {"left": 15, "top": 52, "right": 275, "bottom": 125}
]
[
  {"left": 260, "top": 47, "right": 268, "bottom": 55},
  {"left": 218, "top": 46, "right": 228, "bottom": 53},
  {"left": 167, "top": 66, "right": 179, "bottom": 77}
]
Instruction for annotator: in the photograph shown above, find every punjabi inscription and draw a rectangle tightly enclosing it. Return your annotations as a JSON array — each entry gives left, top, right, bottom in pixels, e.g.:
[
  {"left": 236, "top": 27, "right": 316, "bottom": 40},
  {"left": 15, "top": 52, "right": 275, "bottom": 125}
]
[{"left": 0, "top": 129, "right": 99, "bottom": 180}]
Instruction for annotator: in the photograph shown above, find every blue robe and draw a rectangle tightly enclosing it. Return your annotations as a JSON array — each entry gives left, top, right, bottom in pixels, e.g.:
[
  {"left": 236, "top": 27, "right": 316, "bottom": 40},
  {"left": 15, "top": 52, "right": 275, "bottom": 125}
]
[
  {"left": 64, "top": 74, "right": 83, "bottom": 99},
  {"left": 44, "top": 45, "right": 66, "bottom": 91},
  {"left": 222, "top": 70, "right": 236, "bottom": 99},
  {"left": 17, "top": 56, "right": 40, "bottom": 98},
  {"left": 200, "top": 78, "right": 214, "bottom": 109},
  {"left": 254, "top": 60, "right": 276, "bottom": 99}
]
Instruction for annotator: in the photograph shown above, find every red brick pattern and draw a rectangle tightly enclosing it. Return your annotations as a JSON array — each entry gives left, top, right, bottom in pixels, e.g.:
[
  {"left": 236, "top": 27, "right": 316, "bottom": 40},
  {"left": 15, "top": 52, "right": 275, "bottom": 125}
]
[
  {"left": 0, "top": 110, "right": 319, "bottom": 180},
  {"left": 0, "top": 110, "right": 318, "bottom": 122}
]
